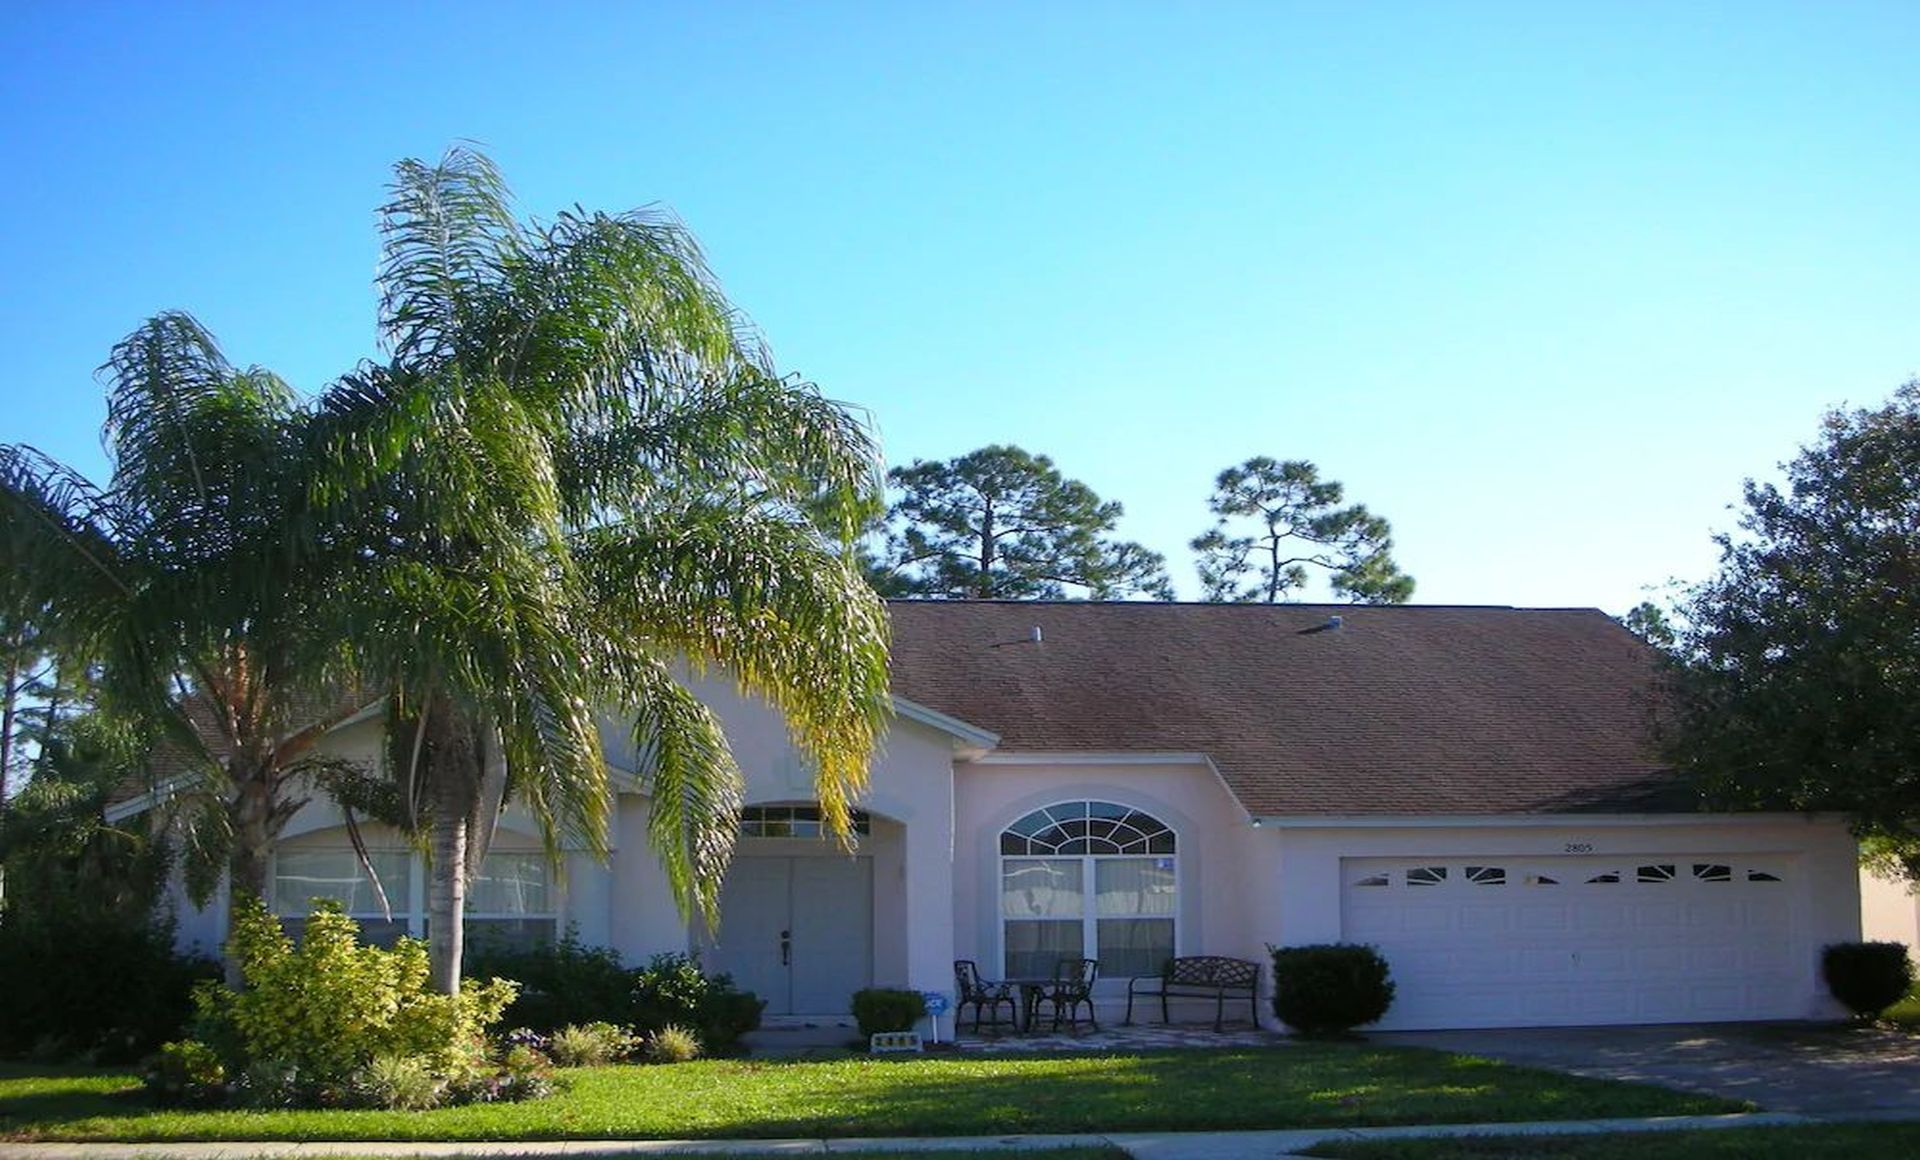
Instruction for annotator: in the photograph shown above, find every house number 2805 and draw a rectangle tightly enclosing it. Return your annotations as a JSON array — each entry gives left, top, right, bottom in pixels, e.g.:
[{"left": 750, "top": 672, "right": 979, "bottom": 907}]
[{"left": 1564, "top": 842, "right": 1594, "bottom": 854}]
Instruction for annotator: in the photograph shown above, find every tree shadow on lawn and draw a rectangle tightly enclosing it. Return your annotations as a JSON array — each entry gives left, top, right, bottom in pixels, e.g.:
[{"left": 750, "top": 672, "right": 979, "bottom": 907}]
[{"left": 0, "top": 1079, "right": 153, "bottom": 1137}]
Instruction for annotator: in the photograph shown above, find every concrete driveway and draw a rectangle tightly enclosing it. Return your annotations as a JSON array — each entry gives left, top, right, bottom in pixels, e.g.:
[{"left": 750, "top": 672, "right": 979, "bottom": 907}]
[{"left": 1373, "top": 1022, "right": 1920, "bottom": 1115}]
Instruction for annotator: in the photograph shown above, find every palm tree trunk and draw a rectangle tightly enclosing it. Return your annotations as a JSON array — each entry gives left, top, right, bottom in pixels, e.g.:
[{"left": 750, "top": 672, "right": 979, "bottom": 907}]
[
  {"left": 426, "top": 709, "right": 482, "bottom": 994},
  {"left": 427, "top": 783, "right": 469, "bottom": 994},
  {"left": 0, "top": 645, "right": 18, "bottom": 813},
  {"left": 225, "top": 767, "right": 275, "bottom": 986}
]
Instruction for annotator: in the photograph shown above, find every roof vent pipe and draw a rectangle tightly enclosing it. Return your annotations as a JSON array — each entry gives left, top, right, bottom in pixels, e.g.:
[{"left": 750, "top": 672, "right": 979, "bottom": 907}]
[
  {"left": 1326, "top": 615, "right": 1344, "bottom": 631},
  {"left": 991, "top": 625, "right": 1045, "bottom": 649}
]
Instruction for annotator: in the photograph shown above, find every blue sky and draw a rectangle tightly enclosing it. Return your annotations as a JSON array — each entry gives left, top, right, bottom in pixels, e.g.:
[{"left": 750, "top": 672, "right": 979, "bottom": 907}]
[{"left": 3, "top": 1, "right": 1916, "bottom": 612}]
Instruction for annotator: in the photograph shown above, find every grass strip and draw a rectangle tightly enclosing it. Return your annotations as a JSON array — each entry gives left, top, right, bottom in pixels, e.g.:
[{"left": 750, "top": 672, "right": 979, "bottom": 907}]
[{"left": 0, "top": 1047, "right": 1740, "bottom": 1142}]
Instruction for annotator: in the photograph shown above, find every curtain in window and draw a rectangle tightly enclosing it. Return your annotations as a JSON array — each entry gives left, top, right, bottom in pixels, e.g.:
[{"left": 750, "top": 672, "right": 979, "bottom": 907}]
[
  {"left": 272, "top": 850, "right": 411, "bottom": 916},
  {"left": 1004, "top": 921, "right": 1081, "bottom": 978},
  {"left": 467, "top": 852, "right": 550, "bottom": 915},
  {"left": 1001, "top": 858, "right": 1083, "bottom": 917},
  {"left": 1095, "top": 858, "right": 1175, "bottom": 916}
]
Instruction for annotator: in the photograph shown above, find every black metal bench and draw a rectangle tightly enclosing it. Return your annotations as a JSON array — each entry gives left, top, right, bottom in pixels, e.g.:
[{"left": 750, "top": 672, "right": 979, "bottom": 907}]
[{"left": 1124, "top": 955, "right": 1261, "bottom": 1031}]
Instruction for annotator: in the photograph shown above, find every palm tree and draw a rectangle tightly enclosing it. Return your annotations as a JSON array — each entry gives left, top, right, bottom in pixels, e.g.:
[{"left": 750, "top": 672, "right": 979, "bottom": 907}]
[
  {"left": 0, "top": 316, "right": 367, "bottom": 967},
  {"left": 305, "top": 149, "right": 890, "bottom": 992}
]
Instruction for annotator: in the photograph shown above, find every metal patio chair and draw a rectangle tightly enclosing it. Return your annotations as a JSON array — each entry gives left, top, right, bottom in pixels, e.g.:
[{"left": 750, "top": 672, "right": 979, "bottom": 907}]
[
  {"left": 954, "top": 959, "right": 1017, "bottom": 1032},
  {"left": 1042, "top": 957, "right": 1100, "bottom": 1032}
]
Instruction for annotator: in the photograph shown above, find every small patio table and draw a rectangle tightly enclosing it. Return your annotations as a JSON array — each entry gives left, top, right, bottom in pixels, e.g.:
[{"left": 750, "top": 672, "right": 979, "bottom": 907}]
[{"left": 1001, "top": 976, "right": 1058, "bottom": 1033}]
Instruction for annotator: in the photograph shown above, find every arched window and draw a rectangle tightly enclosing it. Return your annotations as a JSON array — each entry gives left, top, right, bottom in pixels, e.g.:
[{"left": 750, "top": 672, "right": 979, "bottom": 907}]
[{"left": 999, "top": 801, "right": 1177, "bottom": 979}]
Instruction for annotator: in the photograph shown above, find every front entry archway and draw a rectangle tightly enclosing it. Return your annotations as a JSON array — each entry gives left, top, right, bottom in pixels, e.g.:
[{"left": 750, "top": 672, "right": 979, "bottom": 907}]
[{"left": 708, "top": 855, "right": 874, "bottom": 1015}]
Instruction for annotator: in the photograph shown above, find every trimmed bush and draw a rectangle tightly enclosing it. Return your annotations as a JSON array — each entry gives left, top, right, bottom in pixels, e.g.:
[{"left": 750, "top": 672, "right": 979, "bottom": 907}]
[
  {"left": 1823, "top": 941, "right": 1916, "bottom": 1019},
  {"left": 851, "top": 987, "right": 927, "bottom": 1038},
  {"left": 1268, "top": 943, "right": 1395, "bottom": 1036}
]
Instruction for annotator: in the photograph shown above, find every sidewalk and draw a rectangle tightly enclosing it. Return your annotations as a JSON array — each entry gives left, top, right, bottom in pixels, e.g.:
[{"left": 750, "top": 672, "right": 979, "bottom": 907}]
[{"left": 0, "top": 1112, "right": 1844, "bottom": 1160}]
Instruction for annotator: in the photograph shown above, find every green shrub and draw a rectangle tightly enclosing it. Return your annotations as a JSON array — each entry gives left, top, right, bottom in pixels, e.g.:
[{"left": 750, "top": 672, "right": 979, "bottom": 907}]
[
  {"left": 142, "top": 1039, "right": 227, "bottom": 1105},
  {"left": 199, "top": 898, "right": 516, "bottom": 1087},
  {"left": 356, "top": 1054, "right": 447, "bottom": 1110},
  {"left": 631, "top": 952, "right": 764, "bottom": 1051},
  {"left": 1823, "top": 941, "right": 1916, "bottom": 1018},
  {"left": 548, "top": 1021, "right": 638, "bottom": 1067},
  {"left": 851, "top": 987, "right": 927, "bottom": 1037},
  {"left": 0, "top": 907, "right": 218, "bottom": 1063},
  {"left": 1268, "top": 943, "right": 1395, "bottom": 1036},
  {"left": 468, "top": 941, "right": 763, "bottom": 1053},
  {"left": 185, "top": 898, "right": 522, "bottom": 1108},
  {"left": 694, "top": 988, "right": 765, "bottom": 1050},
  {"left": 466, "top": 933, "right": 632, "bottom": 1032},
  {"left": 233, "top": 1058, "right": 304, "bottom": 1108},
  {"left": 490, "top": 1043, "right": 556, "bottom": 1102},
  {"left": 643, "top": 1023, "right": 702, "bottom": 1064}
]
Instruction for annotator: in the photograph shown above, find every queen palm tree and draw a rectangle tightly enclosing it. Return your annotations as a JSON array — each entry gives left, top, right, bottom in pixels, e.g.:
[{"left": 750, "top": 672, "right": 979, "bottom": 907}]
[
  {"left": 304, "top": 149, "right": 890, "bottom": 991},
  {"left": 0, "top": 316, "right": 367, "bottom": 969}
]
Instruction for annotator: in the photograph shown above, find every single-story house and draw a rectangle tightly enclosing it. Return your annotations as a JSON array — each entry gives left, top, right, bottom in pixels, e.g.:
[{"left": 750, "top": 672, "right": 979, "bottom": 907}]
[{"left": 128, "top": 600, "right": 1860, "bottom": 1031}]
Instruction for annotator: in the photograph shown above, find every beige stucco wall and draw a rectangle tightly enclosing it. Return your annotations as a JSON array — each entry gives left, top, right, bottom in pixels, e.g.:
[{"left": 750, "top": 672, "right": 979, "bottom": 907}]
[
  {"left": 598, "top": 671, "right": 961, "bottom": 1003},
  {"left": 1861, "top": 866, "right": 1920, "bottom": 958},
  {"left": 952, "top": 757, "right": 1270, "bottom": 1024}
]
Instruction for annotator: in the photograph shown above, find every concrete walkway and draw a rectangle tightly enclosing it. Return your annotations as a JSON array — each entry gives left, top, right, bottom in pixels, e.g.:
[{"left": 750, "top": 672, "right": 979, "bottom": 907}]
[{"left": 0, "top": 1113, "right": 1859, "bottom": 1160}]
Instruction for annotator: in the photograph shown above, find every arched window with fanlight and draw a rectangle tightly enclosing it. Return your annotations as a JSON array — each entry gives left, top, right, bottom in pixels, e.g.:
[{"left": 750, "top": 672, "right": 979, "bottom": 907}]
[{"left": 999, "top": 800, "right": 1177, "bottom": 979}]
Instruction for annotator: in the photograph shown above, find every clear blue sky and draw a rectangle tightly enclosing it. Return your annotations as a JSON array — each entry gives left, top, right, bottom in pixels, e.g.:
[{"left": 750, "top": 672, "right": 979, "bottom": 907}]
[{"left": 4, "top": 1, "right": 1916, "bottom": 613}]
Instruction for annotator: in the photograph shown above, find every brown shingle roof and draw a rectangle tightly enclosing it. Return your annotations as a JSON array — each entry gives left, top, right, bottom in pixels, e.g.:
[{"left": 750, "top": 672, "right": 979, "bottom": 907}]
[{"left": 885, "top": 600, "right": 1691, "bottom": 817}]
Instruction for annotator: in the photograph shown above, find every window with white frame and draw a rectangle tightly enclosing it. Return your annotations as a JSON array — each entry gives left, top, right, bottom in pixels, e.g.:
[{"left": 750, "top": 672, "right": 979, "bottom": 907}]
[
  {"left": 999, "top": 801, "right": 1177, "bottom": 979},
  {"left": 271, "top": 841, "right": 557, "bottom": 950}
]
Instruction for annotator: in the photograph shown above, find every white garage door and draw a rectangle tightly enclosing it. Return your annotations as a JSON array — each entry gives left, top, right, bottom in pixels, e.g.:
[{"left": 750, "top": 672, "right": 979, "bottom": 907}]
[{"left": 1340, "top": 855, "right": 1807, "bottom": 1030}]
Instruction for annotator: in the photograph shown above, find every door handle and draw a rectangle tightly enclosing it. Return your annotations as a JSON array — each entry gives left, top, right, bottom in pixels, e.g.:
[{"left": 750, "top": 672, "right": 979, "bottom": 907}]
[{"left": 780, "top": 929, "right": 791, "bottom": 967}]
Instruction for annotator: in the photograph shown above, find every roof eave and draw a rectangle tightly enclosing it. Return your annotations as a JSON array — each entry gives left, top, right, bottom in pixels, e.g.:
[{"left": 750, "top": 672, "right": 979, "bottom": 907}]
[{"left": 890, "top": 695, "right": 1000, "bottom": 757}]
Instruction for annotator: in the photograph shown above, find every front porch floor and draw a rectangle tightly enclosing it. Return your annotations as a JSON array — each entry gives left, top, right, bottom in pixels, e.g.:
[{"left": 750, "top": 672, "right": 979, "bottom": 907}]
[{"left": 953, "top": 1021, "right": 1284, "bottom": 1052}]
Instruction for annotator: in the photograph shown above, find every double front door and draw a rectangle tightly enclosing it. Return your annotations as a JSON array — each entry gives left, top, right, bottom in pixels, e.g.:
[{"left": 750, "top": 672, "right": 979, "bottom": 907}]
[{"left": 707, "top": 856, "right": 873, "bottom": 1015}]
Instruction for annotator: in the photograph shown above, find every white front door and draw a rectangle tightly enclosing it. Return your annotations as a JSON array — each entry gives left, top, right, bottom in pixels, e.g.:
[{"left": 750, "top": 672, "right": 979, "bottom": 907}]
[
  {"left": 709, "top": 856, "right": 873, "bottom": 1016},
  {"left": 1340, "top": 855, "right": 1806, "bottom": 1030}
]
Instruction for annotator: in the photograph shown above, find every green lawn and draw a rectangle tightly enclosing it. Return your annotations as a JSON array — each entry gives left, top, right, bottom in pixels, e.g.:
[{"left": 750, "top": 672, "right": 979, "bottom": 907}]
[
  {"left": 1882, "top": 988, "right": 1920, "bottom": 1029},
  {"left": 0, "top": 1048, "right": 1740, "bottom": 1142},
  {"left": 1303, "top": 1123, "right": 1920, "bottom": 1159}
]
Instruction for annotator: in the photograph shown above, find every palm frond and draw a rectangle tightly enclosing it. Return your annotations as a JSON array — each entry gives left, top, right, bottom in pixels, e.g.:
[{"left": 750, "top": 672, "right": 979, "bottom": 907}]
[
  {"left": 493, "top": 660, "right": 610, "bottom": 865},
  {"left": 619, "top": 651, "right": 743, "bottom": 924},
  {"left": 377, "top": 146, "right": 519, "bottom": 365},
  {"left": 99, "top": 312, "right": 235, "bottom": 507},
  {"left": 557, "top": 367, "right": 882, "bottom": 532},
  {"left": 502, "top": 208, "right": 754, "bottom": 420},
  {"left": 0, "top": 444, "right": 130, "bottom": 612},
  {"left": 576, "top": 498, "right": 889, "bottom": 842}
]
